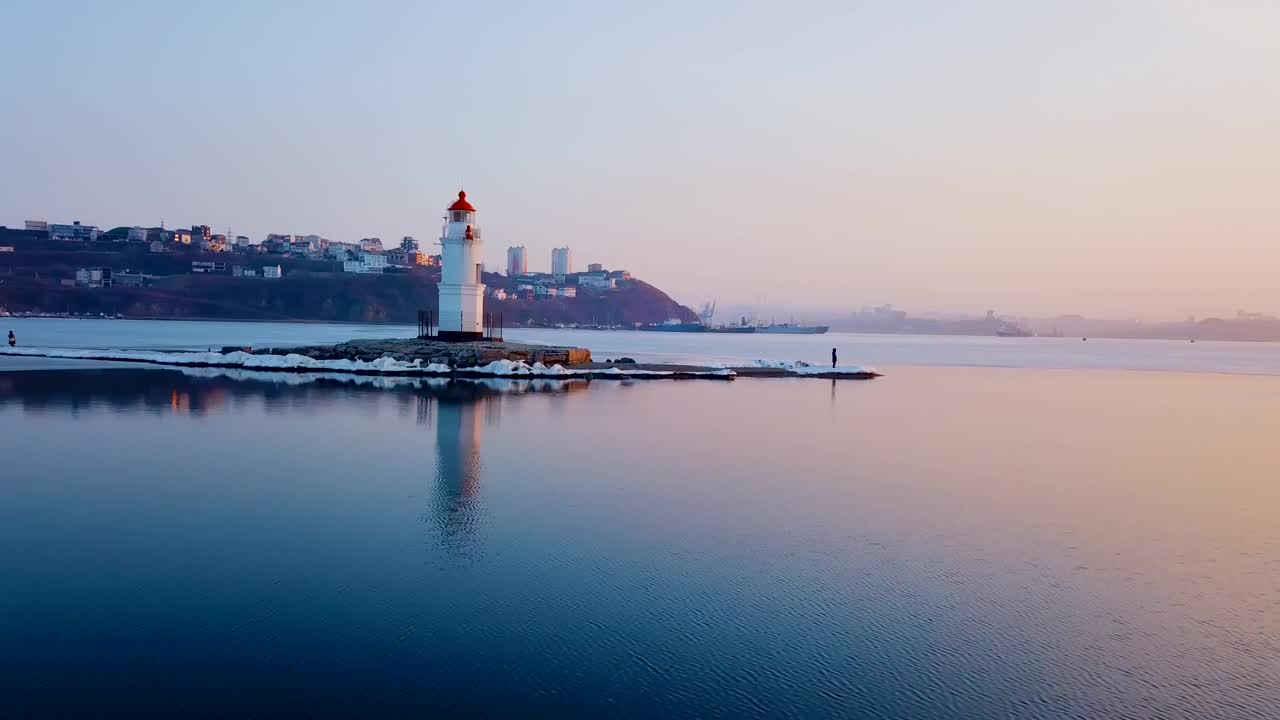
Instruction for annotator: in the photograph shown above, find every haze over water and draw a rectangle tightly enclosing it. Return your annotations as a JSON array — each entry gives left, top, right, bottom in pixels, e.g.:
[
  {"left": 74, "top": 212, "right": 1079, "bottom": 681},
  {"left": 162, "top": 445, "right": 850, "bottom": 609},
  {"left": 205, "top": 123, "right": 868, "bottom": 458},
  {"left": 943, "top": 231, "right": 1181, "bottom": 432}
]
[
  {"left": 10, "top": 317, "right": 1280, "bottom": 375},
  {"left": 3, "top": 332, "right": 1279, "bottom": 716},
  {"left": 4, "top": 2, "right": 1279, "bottom": 317}
]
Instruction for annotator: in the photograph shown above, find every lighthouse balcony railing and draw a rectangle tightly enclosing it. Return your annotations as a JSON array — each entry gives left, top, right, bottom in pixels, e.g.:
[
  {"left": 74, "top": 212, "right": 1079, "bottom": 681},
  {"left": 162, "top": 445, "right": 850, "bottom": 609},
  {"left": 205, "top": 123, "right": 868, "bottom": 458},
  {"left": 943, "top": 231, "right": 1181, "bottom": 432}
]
[{"left": 440, "top": 223, "right": 483, "bottom": 240}]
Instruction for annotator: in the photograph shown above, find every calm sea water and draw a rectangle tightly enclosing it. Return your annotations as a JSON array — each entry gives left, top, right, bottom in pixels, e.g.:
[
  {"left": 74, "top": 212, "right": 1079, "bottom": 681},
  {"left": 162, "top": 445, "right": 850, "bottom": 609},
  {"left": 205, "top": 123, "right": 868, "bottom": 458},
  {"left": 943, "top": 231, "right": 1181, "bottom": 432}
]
[
  {"left": 2, "top": 323, "right": 1280, "bottom": 717},
  {"left": 8, "top": 316, "right": 1280, "bottom": 374}
]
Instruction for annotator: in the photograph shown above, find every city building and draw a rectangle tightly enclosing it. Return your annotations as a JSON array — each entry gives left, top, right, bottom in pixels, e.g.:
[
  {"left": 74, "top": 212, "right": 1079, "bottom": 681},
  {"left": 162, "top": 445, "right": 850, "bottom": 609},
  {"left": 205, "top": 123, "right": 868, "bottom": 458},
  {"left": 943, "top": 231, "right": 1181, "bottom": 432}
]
[
  {"left": 587, "top": 262, "right": 603, "bottom": 273},
  {"left": 235, "top": 235, "right": 250, "bottom": 248},
  {"left": 342, "top": 251, "right": 387, "bottom": 273},
  {"left": 555, "top": 286, "right": 577, "bottom": 298},
  {"left": 50, "top": 222, "right": 99, "bottom": 241},
  {"left": 24, "top": 220, "right": 48, "bottom": 232},
  {"left": 325, "top": 241, "right": 359, "bottom": 261},
  {"left": 74, "top": 267, "right": 112, "bottom": 288},
  {"left": 438, "top": 190, "right": 486, "bottom": 341},
  {"left": 506, "top": 245, "right": 527, "bottom": 276},
  {"left": 552, "top": 247, "right": 572, "bottom": 277},
  {"left": 262, "top": 265, "right": 282, "bottom": 279},
  {"left": 192, "top": 225, "right": 212, "bottom": 243},
  {"left": 359, "top": 237, "right": 384, "bottom": 253},
  {"left": 578, "top": 272, "right": 615, "bottom": 290},
  {"left": 288, "top": 237, "right": 313, "bottom": 256},
  {"left": 264, "top": 234, "right": 304, "bottom": 254},
  {"left": 401, "top": 236, "right": 419, "bottom": 253},
  {"left": 173, "top": 229, "right": 193, "bottom": 244},
  {"left": 191, "top": 261, "right": 226, "bottom": 273},
  {"left": 127, "top": 227, "right": 147, "bottom": 242}
]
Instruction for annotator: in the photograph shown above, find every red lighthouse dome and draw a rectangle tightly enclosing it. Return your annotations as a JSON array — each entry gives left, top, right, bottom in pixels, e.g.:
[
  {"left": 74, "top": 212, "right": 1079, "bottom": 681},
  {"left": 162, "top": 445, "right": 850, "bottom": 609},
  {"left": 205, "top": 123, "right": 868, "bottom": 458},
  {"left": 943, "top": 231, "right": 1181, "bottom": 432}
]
[{"left": 448, "top": 190, "right": 475, "bottom": 212}]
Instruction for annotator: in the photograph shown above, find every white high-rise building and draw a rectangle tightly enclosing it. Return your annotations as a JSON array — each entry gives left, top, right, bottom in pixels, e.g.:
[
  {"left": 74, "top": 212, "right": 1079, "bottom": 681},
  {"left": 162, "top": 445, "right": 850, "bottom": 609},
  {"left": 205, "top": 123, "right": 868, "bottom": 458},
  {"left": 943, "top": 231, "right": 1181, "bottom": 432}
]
[
  {"left": 438, "top": 190, "right": 486, "bottom": 341},
  {"left": 506, "top": 245, "right": 527, "bottom": 276},
  {"left": 552, "top": 247, "right": 572, "bottom": 277}
]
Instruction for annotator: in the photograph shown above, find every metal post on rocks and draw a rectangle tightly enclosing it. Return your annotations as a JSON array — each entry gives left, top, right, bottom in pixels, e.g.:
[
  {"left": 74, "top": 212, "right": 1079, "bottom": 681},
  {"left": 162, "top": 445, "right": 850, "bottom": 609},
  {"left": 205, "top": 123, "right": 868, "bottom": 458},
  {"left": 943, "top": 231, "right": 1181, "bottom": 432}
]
[{"left": 417, "top": 310, "right": 437, "bottom": 339}]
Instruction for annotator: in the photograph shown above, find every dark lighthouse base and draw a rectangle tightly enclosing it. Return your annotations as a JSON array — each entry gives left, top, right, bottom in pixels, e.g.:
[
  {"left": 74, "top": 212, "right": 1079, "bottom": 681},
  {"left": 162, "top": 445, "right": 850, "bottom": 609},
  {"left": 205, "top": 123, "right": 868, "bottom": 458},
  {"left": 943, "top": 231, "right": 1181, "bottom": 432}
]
[
  {"left": 435, "top": 330, "right": 487, "bottom": 343},
  {"left": 417, "top": 311, "right": 504, "bottom": 343}
]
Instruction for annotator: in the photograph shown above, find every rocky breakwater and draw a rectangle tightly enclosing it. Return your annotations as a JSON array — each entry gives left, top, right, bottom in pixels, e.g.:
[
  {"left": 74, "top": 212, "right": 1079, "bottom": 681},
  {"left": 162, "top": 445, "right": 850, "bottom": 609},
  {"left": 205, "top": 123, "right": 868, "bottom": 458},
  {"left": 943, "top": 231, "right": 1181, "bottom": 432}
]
[{"left": 253, "top": 338, "right": 591, "bottom": 368}]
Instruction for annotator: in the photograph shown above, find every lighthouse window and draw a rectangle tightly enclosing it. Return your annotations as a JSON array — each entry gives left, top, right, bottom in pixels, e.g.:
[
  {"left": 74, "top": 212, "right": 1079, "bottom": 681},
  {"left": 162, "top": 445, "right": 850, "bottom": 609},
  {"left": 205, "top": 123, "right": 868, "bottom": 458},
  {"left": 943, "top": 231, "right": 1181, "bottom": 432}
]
[
  {"left": 452, "top": 211, "right": 463, "bottom": 222},
  {"left": 475, "top": 263, "right": 483, "bottom": 284}
]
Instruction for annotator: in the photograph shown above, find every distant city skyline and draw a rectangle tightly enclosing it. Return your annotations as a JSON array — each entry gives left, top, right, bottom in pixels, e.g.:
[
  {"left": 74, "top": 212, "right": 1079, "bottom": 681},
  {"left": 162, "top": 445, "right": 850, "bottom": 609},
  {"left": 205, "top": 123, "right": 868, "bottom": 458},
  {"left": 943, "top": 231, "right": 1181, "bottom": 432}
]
[
  {"left": 7, "top": 207, "right": 1272, "bottom": 323},
  {"left": 2, "top": 1, "right": 1278, "bottom": 319}
]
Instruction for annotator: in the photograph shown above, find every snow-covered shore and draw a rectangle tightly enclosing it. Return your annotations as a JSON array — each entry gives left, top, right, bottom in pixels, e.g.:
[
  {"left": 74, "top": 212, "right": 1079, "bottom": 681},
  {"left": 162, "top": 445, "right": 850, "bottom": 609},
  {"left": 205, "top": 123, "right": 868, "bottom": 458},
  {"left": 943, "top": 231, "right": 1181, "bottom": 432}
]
[
  {"left": 745, "top": 359, "right": 878, "bottom": 375},
  {"left": 0, "top": 346, "right": 736, "bottom": 378}
]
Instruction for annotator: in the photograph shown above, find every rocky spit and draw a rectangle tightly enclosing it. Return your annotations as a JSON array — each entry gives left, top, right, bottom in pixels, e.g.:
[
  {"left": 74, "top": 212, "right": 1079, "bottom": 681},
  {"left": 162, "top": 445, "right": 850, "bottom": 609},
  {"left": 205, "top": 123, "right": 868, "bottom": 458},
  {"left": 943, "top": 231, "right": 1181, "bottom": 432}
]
[
  {"left": 5, "top": 340, "right": 880, "bottom": 380},
  {"left": 251, "top": 338, "right": 592, "bottom": 367},
  {"left": 247, "top": 338, "right": 880, "bottom": 380}
]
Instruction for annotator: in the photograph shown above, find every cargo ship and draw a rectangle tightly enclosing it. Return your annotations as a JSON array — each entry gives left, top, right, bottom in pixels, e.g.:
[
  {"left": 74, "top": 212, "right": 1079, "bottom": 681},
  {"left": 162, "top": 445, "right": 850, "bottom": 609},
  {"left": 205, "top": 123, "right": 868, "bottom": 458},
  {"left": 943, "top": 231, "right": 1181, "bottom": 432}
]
[
  {"left": 640, "top": 318, "right": 706, "bottom": 332},
  {"left": 995, "top": 323, "right": 1032, "bottom": 337},
  {"left": 707, "top": 315, "right": 757, "bottom": 333},
  {"left": 756, "top": 323, "right": 830, "bottom": 335}
]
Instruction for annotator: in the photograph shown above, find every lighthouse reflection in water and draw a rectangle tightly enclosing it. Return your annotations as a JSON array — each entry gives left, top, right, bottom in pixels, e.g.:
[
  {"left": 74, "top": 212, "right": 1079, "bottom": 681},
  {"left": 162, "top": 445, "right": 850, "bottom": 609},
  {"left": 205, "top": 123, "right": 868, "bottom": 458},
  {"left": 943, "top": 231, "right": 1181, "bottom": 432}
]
[{"left": 428, "top": 381, "right": 500, "bottom": 548}]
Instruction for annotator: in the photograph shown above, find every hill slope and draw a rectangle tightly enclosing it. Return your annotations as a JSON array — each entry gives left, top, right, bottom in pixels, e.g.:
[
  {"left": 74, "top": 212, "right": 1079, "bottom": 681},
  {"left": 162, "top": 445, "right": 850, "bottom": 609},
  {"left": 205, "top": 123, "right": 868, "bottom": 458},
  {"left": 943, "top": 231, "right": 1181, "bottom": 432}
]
[{"left": 0, "top": 249, "right": 696, "bottom": 325}]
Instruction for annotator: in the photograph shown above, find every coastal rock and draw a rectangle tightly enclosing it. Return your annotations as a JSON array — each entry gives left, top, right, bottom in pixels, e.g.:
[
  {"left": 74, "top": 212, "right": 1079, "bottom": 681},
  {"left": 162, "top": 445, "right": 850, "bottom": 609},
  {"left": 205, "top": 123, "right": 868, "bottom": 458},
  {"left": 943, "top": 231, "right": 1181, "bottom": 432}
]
[
  {"left": 255, "top": 337, "right": 592, "bottom": 368},
  {"left": 533, "top": 350, "right": 568, "bottom": 365},
  {"left": 476, "top": 348, "right": 511, "bottom": 364}
]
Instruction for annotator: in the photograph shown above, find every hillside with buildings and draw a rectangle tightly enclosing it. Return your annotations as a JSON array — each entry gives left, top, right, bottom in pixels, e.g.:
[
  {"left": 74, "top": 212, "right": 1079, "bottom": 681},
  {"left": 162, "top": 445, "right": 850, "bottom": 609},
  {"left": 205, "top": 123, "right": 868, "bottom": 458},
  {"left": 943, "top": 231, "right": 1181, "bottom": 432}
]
[{"left": 0, "top": 221, "right": 695, "bottom": 327}]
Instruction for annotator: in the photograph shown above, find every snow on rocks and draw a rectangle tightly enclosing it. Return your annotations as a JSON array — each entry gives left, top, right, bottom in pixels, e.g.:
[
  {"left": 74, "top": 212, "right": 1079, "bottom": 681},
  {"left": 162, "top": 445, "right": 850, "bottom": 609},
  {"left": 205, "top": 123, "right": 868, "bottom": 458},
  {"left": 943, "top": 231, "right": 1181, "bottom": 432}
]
[
  {"left": 2, "top": 347, "right": 879, "bottom": 379},
  {"left": 748, "top": 359, "right": 878, "bottom": 375},
  {"left": 0, "top": 346, "right": 736, "bottom": 379}
]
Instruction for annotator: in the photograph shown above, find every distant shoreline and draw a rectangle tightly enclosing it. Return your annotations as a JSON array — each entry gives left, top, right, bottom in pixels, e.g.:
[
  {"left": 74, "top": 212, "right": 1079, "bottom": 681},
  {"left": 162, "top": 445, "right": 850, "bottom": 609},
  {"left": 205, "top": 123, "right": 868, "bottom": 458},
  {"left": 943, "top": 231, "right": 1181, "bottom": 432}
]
[
  {"left": 2, "top": 314, "right": 416, "bottom": 327},
  {"left": 5, "top": 314, "right": 1280, "bottom": 344}
]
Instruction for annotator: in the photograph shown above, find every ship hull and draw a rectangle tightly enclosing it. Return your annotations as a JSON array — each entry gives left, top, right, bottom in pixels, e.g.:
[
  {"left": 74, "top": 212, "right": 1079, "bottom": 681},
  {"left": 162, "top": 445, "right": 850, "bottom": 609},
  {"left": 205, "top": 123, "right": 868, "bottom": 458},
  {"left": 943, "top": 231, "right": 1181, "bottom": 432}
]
[
  {"left": 640, "top": 324, "right": 706, "bottom": 332},
  {"left": 756, "top": 325, "right": 830, "bottom": 335}
]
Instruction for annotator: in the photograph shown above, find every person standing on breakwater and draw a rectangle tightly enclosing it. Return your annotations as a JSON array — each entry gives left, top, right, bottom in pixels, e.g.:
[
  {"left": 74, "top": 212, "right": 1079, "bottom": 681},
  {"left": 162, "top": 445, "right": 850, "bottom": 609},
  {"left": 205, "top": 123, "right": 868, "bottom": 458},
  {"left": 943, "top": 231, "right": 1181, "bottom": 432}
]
[
  {"left": 8, "top": 330, "right": 14, "bottom": 347},
  {"left": 831, "top": 347, "right": 837, "bottom": 369}
]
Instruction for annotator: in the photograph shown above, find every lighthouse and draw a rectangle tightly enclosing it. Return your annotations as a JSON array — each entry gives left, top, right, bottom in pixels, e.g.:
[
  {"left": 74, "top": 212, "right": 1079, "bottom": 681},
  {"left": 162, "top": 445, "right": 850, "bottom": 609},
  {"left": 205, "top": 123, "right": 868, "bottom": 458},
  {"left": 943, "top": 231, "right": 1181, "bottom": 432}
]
[{"left": 437, "top": 190, "right": 486, "bottom": 341}]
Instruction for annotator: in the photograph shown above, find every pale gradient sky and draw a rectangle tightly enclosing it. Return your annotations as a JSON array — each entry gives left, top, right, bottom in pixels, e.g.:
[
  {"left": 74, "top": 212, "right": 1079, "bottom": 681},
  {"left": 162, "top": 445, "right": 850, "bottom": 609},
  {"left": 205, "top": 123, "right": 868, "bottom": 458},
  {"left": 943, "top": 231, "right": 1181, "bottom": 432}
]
[{"left": 2, "top": 1, "right": 1277, "bottom": 319}]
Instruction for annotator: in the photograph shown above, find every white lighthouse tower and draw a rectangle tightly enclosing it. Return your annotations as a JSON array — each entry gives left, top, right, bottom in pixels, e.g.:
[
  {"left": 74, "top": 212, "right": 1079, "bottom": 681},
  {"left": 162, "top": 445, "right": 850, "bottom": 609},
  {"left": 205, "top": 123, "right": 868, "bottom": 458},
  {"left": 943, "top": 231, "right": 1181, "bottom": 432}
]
[{"left": 437, "top": 190, "right": 486, "bottom": 341}]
